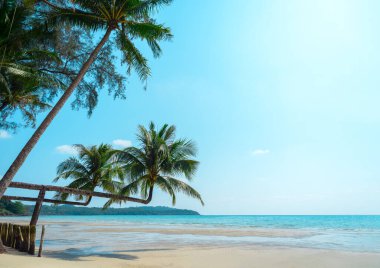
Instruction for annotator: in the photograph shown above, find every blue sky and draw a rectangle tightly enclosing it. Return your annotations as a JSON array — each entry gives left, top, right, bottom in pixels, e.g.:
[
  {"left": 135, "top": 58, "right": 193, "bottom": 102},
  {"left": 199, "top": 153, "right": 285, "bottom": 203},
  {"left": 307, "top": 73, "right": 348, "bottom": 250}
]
[{"left": 1, "top": 0, "right": 380, "bottom": 215}]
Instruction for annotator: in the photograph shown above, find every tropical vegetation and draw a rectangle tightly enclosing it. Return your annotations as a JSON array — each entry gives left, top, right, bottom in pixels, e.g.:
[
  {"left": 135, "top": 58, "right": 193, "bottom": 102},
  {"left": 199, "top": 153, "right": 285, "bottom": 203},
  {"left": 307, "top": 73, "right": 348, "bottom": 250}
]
[
  {"left": 23, "top": 205, "right": 199, "bottom": 216},
  {"left": 106, "top": 122, "right": 204, "bottom": 207},
  {"left": 0, "top": 0, "right": 173, "bottom": 203},
  {"left": 0, "top": 1, "right": 174, "bottom": 253},
  {"left": 0, "top": 0, "right": 63, "bottom": 130},
  {"left": 0, "top": 199, "right": 26, "bottom": 216},
  {"left": 54, "top": 122, "right": 204, "bottom": 208},
  {"left": 53, "top": 144, "right": 124, "bottom": 205}
]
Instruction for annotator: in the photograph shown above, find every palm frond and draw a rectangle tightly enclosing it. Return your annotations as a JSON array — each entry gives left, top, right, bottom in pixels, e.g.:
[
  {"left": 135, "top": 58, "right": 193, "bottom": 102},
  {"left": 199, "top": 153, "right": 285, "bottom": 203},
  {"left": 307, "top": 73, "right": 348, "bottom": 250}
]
[
  {"left": 125, "top": 21, "right": 172, "bottom": 57},
  {"left": 166, "top": 176, "right": 204, "bottom": 206},
  {"left": 156, "top": 176, "right": 176, "bottom": 205},
  {"left": 127, "top": 0, "right": 173, "bottom": 17},
  {"left": 116, "top": 29, "right": 150, "bottom": 81}
]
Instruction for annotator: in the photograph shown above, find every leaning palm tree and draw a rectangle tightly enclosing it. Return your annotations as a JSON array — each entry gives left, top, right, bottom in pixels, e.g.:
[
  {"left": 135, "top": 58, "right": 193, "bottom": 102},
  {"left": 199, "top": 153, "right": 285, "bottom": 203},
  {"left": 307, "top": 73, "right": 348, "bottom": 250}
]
[
  {"left": 0, "top": 0, "right": 172, "bottom": 198},
  {"left": 53, "top": 144, "right": 124, "bottom": 205},
  {"left": 105, "top": 122, "right": 204, "bottom": 208}
]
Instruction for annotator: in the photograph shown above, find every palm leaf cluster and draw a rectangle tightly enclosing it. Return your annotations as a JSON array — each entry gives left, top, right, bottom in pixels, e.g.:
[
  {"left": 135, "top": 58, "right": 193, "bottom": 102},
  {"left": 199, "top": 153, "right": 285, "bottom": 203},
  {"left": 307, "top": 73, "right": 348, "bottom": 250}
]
[
  {"left": 1, "top": 0, "right": 173, "bottom": 129},
  {"left": 43, "top": 0, "right": 173, "bottom": 83},
  {"left": 0, "top": 0, "right": 64, "bottom": 129},
  {"left": 54, "top": 122, "right": 204, "bottom": 207},
  {"left": 54, "top": 144, "right": 124, "bottom": 203}
]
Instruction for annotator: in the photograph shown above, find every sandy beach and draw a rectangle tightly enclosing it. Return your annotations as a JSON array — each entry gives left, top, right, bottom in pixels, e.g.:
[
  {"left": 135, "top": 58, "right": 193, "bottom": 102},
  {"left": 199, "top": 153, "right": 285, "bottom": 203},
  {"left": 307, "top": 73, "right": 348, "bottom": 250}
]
[
  {"left": 2, "top": 0, "right": 380, "bottom": 267},
  {"left": 2, "top": 215, "right": 380, "bottom": 267},
  {"left": 2, "top": 246, "right": 380, "bottom": 268}
]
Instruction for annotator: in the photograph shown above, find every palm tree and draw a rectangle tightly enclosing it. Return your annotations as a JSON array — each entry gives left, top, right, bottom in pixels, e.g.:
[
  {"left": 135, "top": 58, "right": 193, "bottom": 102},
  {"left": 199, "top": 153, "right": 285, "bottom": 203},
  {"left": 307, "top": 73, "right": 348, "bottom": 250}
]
[
  {"left": 0, "top": 85, "right": 51, "bottom": 129},
  {"left": 105, "top": 122, "right": 204, "bottom": 208},
  {"left": 0, "top": 0, "right": 63, "bottom": 129},
  {"left": 0, "top": 0, "right": 172, "bottom": 198},
  {"left": 53, "top": 144, "right": 125, "bottom": 205}
]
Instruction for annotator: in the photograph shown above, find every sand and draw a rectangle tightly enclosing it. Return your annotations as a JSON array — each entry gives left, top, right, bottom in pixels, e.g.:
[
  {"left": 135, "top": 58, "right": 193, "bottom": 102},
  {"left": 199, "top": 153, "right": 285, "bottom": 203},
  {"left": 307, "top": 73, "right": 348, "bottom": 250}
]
[
  {"left": 1, "top": 246, "right": 380, "bottom": 268},
  {"left": 1, "top": 217, "right": 379, "bottom": 267}
]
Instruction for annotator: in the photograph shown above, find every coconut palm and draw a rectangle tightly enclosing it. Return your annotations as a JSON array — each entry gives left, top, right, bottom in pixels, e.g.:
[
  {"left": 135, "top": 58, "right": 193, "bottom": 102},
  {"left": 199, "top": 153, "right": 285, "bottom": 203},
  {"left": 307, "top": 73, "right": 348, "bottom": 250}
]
[
  {"left": 0, "top": 0, "right": 172, "bottom": 198},
  {"left": 0, "top": 0, "right": 67, "bottom": 129},
  {"left": 53, "top": 144, "right": 125, "bottom": 205},
  {"left": 0, "top": 85, "right": 51, "bottom": 129},
  {"left": 0, "top": 0, "right": 63, "bottom": 129},
  {"left": 0, "top": 55, "right": 64, "bottom": 129},
  {"left": 105, "top": 122, "right": 204, "bottom": 208}
]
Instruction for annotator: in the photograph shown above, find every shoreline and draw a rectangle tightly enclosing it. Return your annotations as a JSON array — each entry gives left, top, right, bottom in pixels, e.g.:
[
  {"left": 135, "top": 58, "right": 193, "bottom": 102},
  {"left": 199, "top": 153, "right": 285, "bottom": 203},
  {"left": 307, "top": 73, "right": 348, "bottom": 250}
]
[
  {"left": 1, "top": 215, "right": 379, "bottom": 254},
  {"left": 1, "top": 215, "right": 380, "bottom": 267},
  {"left": 2, "top": 246, "right": 380, "bottom": 268}
]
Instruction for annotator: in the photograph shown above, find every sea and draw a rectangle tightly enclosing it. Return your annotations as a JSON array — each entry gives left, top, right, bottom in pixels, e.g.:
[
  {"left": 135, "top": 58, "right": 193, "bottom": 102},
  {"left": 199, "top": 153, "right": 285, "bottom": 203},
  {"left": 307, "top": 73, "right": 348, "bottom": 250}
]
[{"left": 1, "top": 215, "right": 379, "bottom": 256}]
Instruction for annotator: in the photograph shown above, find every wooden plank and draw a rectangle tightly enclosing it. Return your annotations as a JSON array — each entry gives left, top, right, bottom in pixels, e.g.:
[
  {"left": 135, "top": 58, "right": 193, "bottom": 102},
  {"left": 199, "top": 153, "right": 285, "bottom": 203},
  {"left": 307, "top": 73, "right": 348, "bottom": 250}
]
[
  {"left": 30, "top": 189, "right": 46, "bottom": 226},
  {"left": 2, "top": 195, "right": 90, "bottom": 206},
  {"left": 9, "top": 181, "right": 152, "bottom": 204},
  {"left": 37, "top": 225, "right": 45, "bottom": 257}
]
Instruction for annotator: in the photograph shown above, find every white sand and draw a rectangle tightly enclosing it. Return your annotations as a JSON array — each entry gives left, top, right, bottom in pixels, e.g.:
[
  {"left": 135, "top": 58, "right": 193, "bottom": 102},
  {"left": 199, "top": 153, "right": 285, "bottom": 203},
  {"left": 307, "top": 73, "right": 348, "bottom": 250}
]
[{"left": 1, "top": 246, "right": 380, "bottom": 268}]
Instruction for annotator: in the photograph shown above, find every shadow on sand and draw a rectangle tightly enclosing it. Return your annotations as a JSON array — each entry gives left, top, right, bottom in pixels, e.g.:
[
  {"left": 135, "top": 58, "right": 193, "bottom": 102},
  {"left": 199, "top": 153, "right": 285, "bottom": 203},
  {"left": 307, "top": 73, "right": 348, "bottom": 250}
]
[{"left": 44, "top": 247, "right": 173, "bottom": 261}]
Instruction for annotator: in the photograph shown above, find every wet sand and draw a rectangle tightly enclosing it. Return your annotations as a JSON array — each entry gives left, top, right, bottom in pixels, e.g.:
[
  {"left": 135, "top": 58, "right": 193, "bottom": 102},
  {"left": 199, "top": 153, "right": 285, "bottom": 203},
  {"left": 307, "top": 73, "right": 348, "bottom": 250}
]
[{"left": 87, "top": 226, "right": 316, "bottom": 238}]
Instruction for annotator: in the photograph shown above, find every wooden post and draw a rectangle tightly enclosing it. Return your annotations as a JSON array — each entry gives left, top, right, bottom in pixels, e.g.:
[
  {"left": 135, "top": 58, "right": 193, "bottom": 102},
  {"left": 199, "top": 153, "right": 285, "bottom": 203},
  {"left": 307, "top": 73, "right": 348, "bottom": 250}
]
[
  {"left": 20, "top": 226, "right": 29, "bottom": 252},
  {"left": 38, "top": 225, "right": 45, "bottom": 257},
  {"left": 0, "top": 223, "right": 5, "bottom": 250},
  {"left": 28, "top": 225, "right": 36, "bottom": 255},
  {"left": 23, "top": 226, "right": 28, "bottom": 251},
  {"left": 12, "top": 225, "right": 19, "bottom": 249},
  {"left": 10, "top": 224, "right": 14, "bottom": 247},
  {"left": 5, "top": 223, "right": 11, "bottom": 246},
  {"left": 30, "top": 188, "right": 46, "bottom": 226},
  {"left": 6, "top": 223, "right": 10, "bottom": 246},
  {"left": 3, "top": 224, "right": 7, "bottom": 246},
  {"left": 16, "top": 226, "right": 22, "bottom": 250},
  {"left": 18, "top": 226, "right": 23, "bottom": 252},
  {"left": 0, "top": 223, "right": 5, "bottom": 243},
  {"left": 26, "top": 225, "right": 30, "bottom": 253}
]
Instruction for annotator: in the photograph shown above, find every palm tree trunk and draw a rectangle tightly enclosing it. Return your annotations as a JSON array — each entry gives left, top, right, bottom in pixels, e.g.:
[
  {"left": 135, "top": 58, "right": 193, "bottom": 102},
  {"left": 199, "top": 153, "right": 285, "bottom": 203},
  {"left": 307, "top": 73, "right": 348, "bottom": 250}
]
[
  {"left": 84, "top": 195, "right": 93, "bottom": 206},
  {"left": 0, "top": 27, "right": 113, "bottom": 200},
  {"left": 144, "top": 186, "right": 154, "bottom": 204}
]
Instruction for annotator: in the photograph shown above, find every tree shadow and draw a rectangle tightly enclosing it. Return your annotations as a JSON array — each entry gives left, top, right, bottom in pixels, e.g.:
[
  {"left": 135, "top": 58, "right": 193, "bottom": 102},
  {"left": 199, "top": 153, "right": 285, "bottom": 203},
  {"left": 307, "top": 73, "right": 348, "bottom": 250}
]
[
  {"left": 116, "top": 248, "right": 174, "bottom": 253},
  {"left": 44, "top": 248, "right": 138, "bottom": 261},
  {"left": 44, "top": 247, "right": 174, "bottom": 261}
]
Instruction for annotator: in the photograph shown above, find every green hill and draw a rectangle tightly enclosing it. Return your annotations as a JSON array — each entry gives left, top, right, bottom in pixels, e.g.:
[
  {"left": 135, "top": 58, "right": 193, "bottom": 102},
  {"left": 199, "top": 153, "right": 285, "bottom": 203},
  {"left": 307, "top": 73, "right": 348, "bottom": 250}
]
[
  {"left": 0, "top": 200, "right": 26, "bottom": 216},
  {"left": 0, "top": 199, "right": 199, "bottom": 216}
]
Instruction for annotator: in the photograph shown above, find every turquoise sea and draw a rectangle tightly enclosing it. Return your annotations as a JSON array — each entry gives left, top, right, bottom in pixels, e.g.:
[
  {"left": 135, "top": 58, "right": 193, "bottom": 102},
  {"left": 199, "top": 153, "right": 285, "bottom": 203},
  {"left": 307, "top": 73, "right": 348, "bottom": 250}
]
[{"left": 2, "top": 215, "right": 380, "bottom": 255}]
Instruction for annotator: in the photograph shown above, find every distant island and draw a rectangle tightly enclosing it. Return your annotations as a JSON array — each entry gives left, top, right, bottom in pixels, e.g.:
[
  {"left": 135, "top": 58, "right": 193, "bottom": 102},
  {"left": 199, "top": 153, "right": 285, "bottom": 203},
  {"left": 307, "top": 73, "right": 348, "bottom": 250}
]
[
  {"left": 0, "top": 200, "right": 25, "bottom": 216},
  {"left": 0, "top": 200, "right": 199, "bottom": 216},
  {"left": 26, "top": 205, "right": 200, "bottom": 216}
]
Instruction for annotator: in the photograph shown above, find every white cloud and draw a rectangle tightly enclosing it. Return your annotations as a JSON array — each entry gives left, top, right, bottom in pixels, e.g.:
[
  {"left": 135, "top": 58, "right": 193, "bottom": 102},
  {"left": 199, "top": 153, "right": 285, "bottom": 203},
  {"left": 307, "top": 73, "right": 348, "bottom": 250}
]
[
  {"left": 251, "top": 149, "right": 270, "bottom": 156},
  {"left": 113, "top": 139, "right": 132, "bottom": 148},
  {"left": 0, "top": 130, "right": 11, "bottom": 139},
  {"left": 56, "top": 145, "right": 78, "bottom": 155}
]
